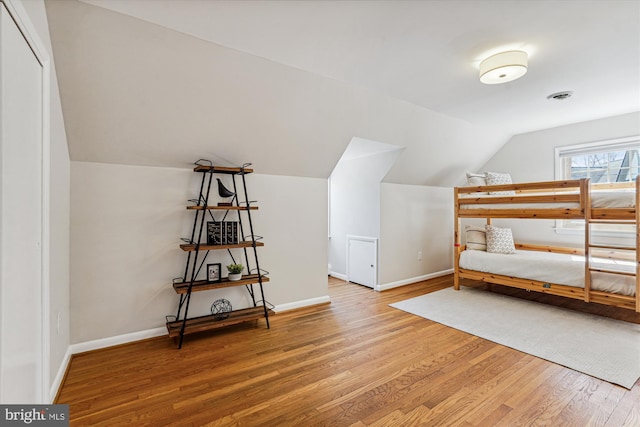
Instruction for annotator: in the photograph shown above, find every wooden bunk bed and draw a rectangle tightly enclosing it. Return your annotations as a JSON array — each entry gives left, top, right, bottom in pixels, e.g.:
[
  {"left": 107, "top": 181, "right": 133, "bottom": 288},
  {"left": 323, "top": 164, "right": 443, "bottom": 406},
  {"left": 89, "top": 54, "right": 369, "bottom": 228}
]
[{"left": 453, "top": 177, "right": 639, "bottom": 313}]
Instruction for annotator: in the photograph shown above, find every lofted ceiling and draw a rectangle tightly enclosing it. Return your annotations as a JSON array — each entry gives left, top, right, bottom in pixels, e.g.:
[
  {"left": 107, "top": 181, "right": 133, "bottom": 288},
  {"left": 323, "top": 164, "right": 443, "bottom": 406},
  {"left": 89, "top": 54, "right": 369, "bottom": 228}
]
[{"left": 45, "top": 0, "right": 639, "bottom": 186}]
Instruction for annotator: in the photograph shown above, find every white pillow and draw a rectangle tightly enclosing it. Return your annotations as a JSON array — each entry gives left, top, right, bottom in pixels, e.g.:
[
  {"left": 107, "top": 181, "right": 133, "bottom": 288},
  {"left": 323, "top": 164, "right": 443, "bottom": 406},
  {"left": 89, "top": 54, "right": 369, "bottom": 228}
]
[
  {"left": 465, "top": 225, "right": 486, "bottom": 251},
  {"left": 485, "top": 225, "right": 516, "bottom": 254},
  {"left": 465, "top": 172, "right": 488, "bottom": 195},
  {"left": 466, "top": 171, "right": 486, "bottom": 186},
  {"left": 485, "top": 171, "right": 515, "bottom": 196}
]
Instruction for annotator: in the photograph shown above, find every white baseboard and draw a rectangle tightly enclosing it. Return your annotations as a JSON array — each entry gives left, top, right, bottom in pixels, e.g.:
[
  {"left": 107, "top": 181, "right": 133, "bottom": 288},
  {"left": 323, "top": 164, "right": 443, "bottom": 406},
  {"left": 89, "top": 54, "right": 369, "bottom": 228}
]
[
  {"left": 70, "top": 326, "right": 167, "bottom": 355},
  {"left": 328, "top": 271, "right": 347, "bottom": 281},
  {"left": 376, "top": 268, "right": 453, "bottom": 291},
  {"left": 330, "top": 269, "right": 452, "bottom": 292},
  {"left": 272, "top": 295, "right": 331, "bottom": 313},
  {"left": 49, "top": 346, "right": 73, "bottom": 403}
]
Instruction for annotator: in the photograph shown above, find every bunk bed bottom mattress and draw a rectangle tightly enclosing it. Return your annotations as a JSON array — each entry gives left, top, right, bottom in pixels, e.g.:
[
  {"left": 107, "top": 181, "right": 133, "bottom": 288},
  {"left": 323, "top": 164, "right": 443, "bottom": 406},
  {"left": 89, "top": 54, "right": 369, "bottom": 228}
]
[{"left": 459, "top": 249, "right": 636, "bottom": 297}]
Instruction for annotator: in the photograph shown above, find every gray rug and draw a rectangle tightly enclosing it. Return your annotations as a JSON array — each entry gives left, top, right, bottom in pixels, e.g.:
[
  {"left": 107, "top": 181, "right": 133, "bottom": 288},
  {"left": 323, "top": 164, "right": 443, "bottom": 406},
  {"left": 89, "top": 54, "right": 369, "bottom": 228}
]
[{"left": 390, "top": 286, "right": 640, "bottom": 389}]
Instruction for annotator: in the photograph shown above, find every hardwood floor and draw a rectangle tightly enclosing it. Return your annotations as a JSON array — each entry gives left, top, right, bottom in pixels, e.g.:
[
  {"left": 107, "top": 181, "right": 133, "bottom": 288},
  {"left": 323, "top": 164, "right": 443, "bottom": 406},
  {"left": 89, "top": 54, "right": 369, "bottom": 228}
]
[{"left": 56, "top": 276, "right": 640, "bottom": 426}]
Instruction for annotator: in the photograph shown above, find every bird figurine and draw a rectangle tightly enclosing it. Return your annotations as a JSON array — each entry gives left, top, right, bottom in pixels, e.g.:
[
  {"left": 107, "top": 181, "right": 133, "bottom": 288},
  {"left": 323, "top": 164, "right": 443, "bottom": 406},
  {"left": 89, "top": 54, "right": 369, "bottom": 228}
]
[{"left": 217, "top": 178, "right": 236, "bottom": 206}]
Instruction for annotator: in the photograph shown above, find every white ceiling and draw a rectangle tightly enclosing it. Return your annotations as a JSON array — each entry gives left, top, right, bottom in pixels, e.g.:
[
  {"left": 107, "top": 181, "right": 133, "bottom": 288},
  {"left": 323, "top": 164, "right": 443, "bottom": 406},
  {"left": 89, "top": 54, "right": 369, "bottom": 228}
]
[{"left": 81, "top": 0, "right": 640, "bottom": 135}]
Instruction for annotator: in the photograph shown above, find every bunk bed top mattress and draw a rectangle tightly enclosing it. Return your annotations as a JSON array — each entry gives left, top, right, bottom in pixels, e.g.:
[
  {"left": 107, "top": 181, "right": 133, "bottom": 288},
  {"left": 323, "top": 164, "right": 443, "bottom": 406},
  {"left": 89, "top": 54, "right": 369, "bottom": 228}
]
[
  {"left": 459, "top": 190, "right": 635, "bottom": 209},
  {"left": 459, "top": 249, "right": 636, "bottom": 296}
]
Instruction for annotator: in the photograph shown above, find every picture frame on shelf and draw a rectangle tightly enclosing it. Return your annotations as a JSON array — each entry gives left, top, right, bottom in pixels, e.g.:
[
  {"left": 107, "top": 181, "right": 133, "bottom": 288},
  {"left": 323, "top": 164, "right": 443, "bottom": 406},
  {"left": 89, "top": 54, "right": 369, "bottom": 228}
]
[{"left": 207, "top": 263, "right": 222, "bottom": 283}]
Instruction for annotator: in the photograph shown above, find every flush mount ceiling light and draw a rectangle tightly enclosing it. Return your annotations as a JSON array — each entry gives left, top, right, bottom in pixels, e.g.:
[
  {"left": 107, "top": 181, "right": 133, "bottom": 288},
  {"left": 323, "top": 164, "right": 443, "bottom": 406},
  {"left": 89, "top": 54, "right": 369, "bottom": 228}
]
[{"left": 479, "top": 50, "right": 528, "bottom": 84}]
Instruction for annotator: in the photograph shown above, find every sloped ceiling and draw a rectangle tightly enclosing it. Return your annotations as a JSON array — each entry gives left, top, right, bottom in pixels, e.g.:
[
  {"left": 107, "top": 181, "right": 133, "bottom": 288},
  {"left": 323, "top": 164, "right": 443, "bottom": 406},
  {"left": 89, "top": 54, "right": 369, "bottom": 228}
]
[
  {"left": 45, "top": 0, "right": 639, "bottom": 186},
  {"left": 79, "top": 0, "right": 640, "bottom": 135}
]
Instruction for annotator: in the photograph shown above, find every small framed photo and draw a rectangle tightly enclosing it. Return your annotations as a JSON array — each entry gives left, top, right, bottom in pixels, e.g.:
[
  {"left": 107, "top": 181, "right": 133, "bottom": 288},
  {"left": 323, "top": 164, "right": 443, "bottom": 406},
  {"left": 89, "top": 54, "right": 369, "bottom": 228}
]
[{"left": 207, "top": 263, "right": 221, "bottom": 283}]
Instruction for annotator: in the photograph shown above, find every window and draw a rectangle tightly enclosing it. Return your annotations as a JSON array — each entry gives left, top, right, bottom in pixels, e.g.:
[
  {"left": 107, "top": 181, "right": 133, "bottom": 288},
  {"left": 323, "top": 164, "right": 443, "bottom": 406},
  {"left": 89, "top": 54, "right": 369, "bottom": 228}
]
[
  {"left": 558, "top": 139, "right": 639, "bottom": 183},
  {"left": 555, "top": 136, "right": 639, "bottom": 235}
]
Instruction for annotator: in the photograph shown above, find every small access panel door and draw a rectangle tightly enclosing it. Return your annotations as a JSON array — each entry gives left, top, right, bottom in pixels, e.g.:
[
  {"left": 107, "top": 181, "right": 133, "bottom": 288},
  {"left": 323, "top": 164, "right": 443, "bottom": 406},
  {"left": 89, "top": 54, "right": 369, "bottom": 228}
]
[{"left": 347, "top": 236, "right": 377, "bottom": 289}]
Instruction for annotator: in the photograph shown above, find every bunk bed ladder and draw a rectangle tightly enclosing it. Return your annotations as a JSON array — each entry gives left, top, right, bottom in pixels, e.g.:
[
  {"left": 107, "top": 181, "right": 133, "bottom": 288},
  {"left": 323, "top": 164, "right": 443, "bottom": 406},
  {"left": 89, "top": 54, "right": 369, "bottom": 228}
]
[{"left": 585, "top": 178, "right": 639, "bottom": 312}]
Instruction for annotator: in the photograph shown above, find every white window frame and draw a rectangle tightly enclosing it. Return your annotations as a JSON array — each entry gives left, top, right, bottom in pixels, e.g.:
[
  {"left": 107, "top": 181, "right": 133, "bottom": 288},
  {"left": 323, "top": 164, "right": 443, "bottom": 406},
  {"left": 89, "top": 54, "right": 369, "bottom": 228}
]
[{"left": 554, "top": 135, "right": 639, "bottom": 237}]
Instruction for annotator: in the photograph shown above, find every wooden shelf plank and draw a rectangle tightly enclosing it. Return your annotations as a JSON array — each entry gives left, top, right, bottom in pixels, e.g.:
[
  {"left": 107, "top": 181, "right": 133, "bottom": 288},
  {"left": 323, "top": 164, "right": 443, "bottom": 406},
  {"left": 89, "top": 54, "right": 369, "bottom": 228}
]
[
  {"left": 193, "top": 165, "right": 253, "bottom": 174},
  {"left": 186, "top": 205, "right": 258, "bottom": 211},
  {"left": 166, "top": 307, "right": 270, "bottom": 338},
  {"left": 180, "top": 241, "right": 264, "bottom": 251},
  {"left": 173, "top": 275, "right": 270, "bottom": 294}
]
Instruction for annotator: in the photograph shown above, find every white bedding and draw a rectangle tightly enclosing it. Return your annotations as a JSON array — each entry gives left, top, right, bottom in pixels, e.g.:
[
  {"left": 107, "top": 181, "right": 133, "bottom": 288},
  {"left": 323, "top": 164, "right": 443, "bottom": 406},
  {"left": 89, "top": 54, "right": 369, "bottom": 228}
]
[
  {"left": 459, "top": 249, "right": 636, "bottom": 296},
  {"left": 460, "top": 190, "right": 635, "bottom": 210}
]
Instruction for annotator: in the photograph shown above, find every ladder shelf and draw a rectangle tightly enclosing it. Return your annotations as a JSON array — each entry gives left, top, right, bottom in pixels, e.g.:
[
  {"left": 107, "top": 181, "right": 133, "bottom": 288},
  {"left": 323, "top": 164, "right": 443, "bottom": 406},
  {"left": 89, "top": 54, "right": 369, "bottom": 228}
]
[{"left": 167, "top": 161, "right": 270, "bottom": 348}]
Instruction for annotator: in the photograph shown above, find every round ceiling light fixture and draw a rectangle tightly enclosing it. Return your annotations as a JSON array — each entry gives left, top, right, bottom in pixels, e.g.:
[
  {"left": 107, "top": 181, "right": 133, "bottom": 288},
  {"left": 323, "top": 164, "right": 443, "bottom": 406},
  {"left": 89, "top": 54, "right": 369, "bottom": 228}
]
[{"left": 479, "top": 50, "right": 528, "bottom": 84}]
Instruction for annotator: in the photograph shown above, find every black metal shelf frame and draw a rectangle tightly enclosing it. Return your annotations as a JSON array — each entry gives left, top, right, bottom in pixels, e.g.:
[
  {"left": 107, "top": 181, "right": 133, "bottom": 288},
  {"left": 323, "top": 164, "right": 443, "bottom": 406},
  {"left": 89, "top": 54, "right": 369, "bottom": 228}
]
[{"left": 173, "top": 163, "right": 269, "bottom": 348}]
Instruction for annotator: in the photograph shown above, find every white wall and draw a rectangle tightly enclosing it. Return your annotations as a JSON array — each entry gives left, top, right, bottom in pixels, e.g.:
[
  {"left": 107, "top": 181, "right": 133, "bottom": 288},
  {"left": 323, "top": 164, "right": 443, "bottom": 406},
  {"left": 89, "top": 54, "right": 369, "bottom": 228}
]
[
  {"left": 379, "top": 184, "right": 453, "bottom": 287},
  {"left": 329, "top": 149, "right": 400, "bottom": 277},
  {"left": 70, "top": 162, "right": 327, "bottom": 343},
  {"left": 249, "top": 174, "right": 328, "bottom": 306},
  {"left": 479, "top": 112, "right": 640, "bottom": 247}
]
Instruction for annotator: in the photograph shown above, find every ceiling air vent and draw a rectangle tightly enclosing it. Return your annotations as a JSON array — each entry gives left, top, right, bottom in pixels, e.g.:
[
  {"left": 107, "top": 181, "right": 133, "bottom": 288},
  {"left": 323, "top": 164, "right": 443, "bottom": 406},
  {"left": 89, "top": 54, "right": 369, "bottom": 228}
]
[{"left": 547, "top": 91, "right": 573, "bottom": 100}]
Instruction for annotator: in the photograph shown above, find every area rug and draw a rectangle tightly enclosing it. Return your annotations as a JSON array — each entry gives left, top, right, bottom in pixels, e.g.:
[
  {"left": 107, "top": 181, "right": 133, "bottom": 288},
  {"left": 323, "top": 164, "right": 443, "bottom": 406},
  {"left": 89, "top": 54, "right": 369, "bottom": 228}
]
[{"left": 390, "top": 286, "right": 640, "bottom": 389}]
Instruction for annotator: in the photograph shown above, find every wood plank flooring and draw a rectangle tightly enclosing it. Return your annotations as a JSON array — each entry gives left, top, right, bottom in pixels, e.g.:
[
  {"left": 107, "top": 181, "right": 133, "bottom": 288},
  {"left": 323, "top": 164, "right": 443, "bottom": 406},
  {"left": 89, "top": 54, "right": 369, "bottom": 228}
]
[{"left": 56, "top": 276, "right": 640, "bottom": 426}]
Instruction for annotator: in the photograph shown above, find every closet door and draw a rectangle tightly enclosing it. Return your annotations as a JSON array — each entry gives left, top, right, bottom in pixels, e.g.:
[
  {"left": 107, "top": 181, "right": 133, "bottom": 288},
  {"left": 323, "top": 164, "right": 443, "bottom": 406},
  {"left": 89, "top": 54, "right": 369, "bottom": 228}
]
[{"left": 0, "top": 2, "right": 44, "bottom": 403}]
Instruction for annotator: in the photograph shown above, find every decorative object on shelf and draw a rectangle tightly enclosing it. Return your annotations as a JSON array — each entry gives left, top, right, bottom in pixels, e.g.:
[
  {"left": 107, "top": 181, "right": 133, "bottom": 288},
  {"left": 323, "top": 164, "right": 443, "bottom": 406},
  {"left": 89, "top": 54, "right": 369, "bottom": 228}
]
[
  {"left": 207, "top": 221, "right": 222, "bottom": 245},
  {"left": 207, "top": 221, "right": 238, "bottom": 245},
  {"left": 210, "top": 298, "right": 232, "bottom": 320},
  {"left": 227, "top": 263, "right": 244, "bottom": 281},
  {"left": 217, "top": 178, "right": 236, "bottom": 206},
  {"left": 224, "top": 221, "right": 238, "bottom": 244},
  {"left": 206, "top": 263, "right": 221, "bottom": 283}
]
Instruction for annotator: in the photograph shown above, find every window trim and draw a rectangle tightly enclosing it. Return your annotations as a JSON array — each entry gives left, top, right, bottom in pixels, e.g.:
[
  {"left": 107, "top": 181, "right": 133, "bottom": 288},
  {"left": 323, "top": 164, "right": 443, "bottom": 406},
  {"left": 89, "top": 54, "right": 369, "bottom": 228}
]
[
  {"left": 554, "top": 135, "right": 640, "bottom": 180},
  {"left": 553, "top": 135, "right": 639, "bottom": 237}
]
